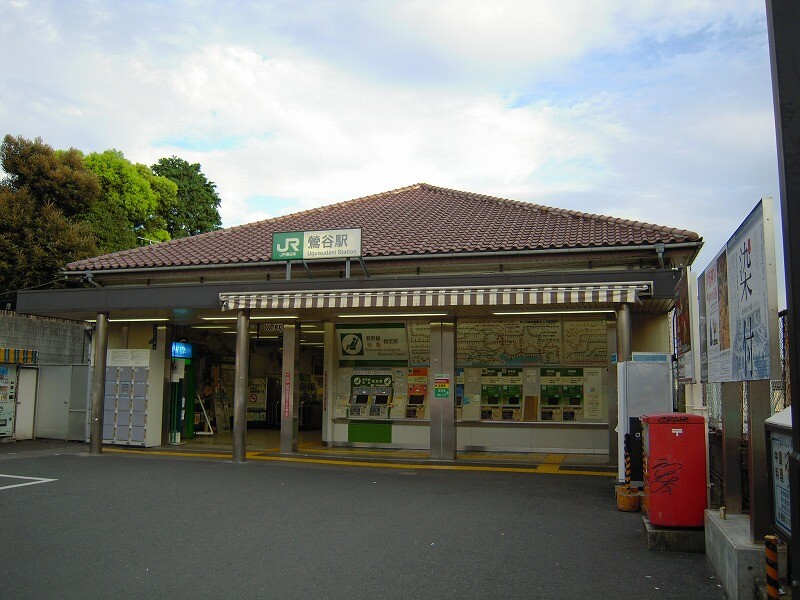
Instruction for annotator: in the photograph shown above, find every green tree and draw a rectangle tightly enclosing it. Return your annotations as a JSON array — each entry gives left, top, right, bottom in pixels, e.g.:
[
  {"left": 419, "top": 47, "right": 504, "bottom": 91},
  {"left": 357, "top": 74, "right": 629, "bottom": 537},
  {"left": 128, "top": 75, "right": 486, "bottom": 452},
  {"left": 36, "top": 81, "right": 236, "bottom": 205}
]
[
  {"left": 151, "top": 156, "right": 222, "bottom": 237},
  {"left": 0, "top": 135, "right": 99, "bottom": 301},
  {"left": 1, "top": 134, "right": 99, "bottom": 217},
  {"left": 135, "top": 163, "right": 178, "bottom": 243},
  {"left": 83, "top": 150, "right": 177, "bottom": 252},
  {"left": 0, "top": 189, "right": 97, "bottom": 294}
]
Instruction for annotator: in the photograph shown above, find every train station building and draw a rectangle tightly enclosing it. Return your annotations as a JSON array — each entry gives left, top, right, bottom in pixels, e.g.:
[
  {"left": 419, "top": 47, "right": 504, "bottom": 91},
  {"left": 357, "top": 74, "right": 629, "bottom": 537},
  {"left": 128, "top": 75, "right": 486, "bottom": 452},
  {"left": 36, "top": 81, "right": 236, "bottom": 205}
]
[{"left": 16, "top": 183, "right": 702, "bottom": 462}]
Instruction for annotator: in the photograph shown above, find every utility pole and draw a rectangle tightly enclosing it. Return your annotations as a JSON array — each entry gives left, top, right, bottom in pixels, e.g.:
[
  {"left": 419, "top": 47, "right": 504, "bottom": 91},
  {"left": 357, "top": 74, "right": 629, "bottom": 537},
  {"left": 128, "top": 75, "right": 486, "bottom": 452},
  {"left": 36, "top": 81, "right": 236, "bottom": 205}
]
[{"left": 766, "top": 1, "right": 800, "bottom": 594}]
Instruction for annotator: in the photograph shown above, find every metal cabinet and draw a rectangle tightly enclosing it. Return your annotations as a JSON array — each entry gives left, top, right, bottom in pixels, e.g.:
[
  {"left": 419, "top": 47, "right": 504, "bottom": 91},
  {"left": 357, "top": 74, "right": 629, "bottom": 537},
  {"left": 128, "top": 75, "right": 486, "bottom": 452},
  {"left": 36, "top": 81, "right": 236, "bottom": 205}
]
[{"left": 100, "top": 350, "right": 164, "bottom": 447}]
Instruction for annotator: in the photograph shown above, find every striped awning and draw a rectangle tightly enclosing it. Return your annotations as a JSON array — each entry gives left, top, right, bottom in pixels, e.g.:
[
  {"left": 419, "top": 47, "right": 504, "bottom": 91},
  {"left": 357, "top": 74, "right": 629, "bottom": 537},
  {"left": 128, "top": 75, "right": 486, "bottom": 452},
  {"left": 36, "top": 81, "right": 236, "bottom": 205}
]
[{"left": 220, "top": 283, "right": 649, "bottom": 311}]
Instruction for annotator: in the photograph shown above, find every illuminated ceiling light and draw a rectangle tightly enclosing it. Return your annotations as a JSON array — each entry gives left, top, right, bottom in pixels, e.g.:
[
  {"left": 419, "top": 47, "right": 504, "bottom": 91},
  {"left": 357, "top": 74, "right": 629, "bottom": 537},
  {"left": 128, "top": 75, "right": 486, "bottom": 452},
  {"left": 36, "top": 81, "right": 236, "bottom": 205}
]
[
  {"left": 492, "top": 310, "right": 616, "bottom": 316},
  {"left": 108, "top": 318, "right": 169, "bottom": 322},
  {"left": 192, "top": 325, "right": 229, "bottom": 329},
  {"left": 337, "top": 312, "right": 448, "bottom": 318},
  {"left": 201, "top": 315, "right": 299, "bottom": 321},
  {"left": 222, "top": 331, "right": 279, "bottom": 338}
]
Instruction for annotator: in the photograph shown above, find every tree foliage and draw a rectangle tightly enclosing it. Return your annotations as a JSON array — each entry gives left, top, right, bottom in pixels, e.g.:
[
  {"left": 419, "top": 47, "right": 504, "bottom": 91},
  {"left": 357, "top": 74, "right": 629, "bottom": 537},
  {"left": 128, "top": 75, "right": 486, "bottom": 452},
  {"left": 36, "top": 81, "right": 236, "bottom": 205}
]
[
  {"left": 0, "top": 190, "right": 97, "bottom": 291},
  {"left": 83, "top": 150, "right": 177, "bottom": 252},
  {"left": 0, "top": 135, "right": 99, "bottom": 298},
  {"left": 1, "top": 134, "right": 99, "bottom": 217},
  {"left": 0, "top": 135, "right": 225, "bottom": 298},
  {"left": 151, "top": 156, "right": 222, "bottom": 237}
]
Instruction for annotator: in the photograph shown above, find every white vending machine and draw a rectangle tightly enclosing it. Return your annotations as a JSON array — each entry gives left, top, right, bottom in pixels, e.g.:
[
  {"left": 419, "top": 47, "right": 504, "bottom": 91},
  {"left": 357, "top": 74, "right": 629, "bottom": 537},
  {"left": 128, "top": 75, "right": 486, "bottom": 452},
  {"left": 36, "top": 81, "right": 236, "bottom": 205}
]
[
  {"left": 617, "top": 357, "right": 673, "bottom": 483},
  {"left": 0, "top": 365, "right": 17, "bottom": 437}
]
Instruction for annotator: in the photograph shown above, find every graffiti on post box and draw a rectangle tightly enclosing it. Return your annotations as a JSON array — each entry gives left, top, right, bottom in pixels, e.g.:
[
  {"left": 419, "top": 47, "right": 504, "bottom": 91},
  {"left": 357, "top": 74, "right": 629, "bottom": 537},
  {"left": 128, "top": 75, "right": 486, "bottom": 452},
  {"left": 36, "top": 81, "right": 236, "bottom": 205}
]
[
  {"left": 657, "top": 415, "right": 690, "bottom": 424},
  {"left": 651, "top": 458, "right": 683, "bottom": 495}
]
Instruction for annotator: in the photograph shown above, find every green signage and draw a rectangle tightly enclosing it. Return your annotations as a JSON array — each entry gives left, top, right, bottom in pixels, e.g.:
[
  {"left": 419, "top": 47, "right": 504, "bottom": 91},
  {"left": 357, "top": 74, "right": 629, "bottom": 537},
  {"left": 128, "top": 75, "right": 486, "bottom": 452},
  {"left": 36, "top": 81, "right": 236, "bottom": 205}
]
[
  {"left": 272, "top": 228, "right": 362, "bottom": 261},
  {"left": 272, "top": 232, "right": 304, "bottom": 260}
]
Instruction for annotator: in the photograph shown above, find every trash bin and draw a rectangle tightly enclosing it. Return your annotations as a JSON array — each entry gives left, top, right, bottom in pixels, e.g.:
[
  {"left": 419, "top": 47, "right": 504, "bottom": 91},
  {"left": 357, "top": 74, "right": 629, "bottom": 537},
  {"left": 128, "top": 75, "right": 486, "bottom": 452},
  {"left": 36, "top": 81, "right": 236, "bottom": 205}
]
[{"left": 641, "top": 413, "right": 707, "bottom": 527}]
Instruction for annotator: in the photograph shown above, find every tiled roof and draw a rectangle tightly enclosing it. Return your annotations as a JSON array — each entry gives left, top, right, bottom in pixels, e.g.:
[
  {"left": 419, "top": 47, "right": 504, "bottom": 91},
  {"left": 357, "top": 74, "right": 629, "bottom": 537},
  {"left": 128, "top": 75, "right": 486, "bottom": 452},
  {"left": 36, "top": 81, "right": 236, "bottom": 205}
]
[{"left": 65, "top": 183, "right": 701, "bottom": 271}]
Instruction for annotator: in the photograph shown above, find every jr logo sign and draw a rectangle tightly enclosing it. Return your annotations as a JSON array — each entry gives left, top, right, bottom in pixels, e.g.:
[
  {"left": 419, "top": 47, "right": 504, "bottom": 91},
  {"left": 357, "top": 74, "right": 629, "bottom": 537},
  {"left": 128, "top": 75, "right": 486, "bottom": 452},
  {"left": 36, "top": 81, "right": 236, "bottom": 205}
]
[
  {"left": 277, "top": 237, "right": 300, "bottom": 253},
  {"left": 272, "top": 232, "right": 303, "bottom": 260}
]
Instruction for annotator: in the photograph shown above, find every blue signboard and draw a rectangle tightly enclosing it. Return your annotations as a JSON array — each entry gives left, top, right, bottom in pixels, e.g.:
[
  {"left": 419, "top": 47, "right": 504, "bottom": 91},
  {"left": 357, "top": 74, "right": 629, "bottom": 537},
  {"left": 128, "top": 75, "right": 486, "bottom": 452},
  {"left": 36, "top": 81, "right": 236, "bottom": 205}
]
[{"left": 171, "top": 342, "right": 192, "bottom": 359}]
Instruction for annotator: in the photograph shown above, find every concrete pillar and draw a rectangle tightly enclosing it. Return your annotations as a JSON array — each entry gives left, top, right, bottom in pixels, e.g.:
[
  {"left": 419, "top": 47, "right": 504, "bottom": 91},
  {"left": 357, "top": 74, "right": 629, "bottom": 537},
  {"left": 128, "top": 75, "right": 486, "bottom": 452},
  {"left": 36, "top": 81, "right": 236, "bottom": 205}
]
[
  {"left": 429, "top": 320, "right": 456, "bottom": 460},
  {"left": 613, "top": 304, "right": 632, "bottom": 474},
  {"left": 322, "top": 322, "right": 335, "bottom": 446},
  {"left": 232, "top": 309, "right": 249, "bottom": 463},
  {"left": 615, "top": 304, "right": 632, "bottom": 362},
  {"left": 280, "top": 323, "right": 300, "bottom": 453},
  {"left": 607, "top": 320, "right": 619, "bottom": 469},
  {"left": 89, "top": 312, "right": 109, "bottom": 455}
]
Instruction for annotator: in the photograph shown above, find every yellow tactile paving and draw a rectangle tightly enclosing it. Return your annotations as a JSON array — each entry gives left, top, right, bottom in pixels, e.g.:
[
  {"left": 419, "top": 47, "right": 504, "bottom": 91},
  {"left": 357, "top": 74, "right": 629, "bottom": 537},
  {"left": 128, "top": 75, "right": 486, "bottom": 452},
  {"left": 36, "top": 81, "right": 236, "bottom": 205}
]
[
  {"left": 102, "top": 446, "right": 616, "bottom": 477},
  {"left": 535, "top": 453, "right": 566, "bottom": 473}
]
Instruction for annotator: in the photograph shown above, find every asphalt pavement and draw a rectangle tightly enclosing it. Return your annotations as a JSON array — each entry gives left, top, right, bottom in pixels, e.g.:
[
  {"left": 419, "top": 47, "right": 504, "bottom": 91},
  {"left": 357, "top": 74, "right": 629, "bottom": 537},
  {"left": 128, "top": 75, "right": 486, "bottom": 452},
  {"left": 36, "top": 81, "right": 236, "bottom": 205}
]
[{"left": 0, "top": 440, "right": 726, "bottom": 599}]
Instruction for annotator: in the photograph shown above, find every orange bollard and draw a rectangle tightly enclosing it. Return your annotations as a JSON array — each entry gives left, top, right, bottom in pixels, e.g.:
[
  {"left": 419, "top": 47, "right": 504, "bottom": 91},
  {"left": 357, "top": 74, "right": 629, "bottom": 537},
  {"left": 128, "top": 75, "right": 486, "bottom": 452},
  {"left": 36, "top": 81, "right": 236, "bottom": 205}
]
[
  {"left": 765, "top": 535, "right": 779, "bottom": 599},
  {"left": 624, "top": 433, "right": 632, "bottom": 488}
]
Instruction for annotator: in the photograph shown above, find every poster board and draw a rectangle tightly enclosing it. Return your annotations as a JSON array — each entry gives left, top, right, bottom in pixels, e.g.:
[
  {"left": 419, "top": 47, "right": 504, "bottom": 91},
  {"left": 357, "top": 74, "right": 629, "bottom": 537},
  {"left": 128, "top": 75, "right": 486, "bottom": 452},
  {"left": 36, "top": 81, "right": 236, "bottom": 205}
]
[{"left": 699, "top": 199, "right": 780, "bottom": 382}]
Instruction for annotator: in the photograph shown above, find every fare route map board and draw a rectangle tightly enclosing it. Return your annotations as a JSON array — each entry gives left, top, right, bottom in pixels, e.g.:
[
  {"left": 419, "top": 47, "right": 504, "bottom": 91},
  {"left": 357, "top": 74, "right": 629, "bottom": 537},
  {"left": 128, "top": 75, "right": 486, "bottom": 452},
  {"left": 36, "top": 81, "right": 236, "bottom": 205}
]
[
  {"left": 563, "top": 320, "right": 608, "bottom": 366},
  {"left": 407, "top": 320, "right": 608, "bottom": 367},
  {"left": 408, "top": 322, "right": 431, "bottom": 366},
  {"left": 458, "top": 321, "right": 562, "bottom": 366}
]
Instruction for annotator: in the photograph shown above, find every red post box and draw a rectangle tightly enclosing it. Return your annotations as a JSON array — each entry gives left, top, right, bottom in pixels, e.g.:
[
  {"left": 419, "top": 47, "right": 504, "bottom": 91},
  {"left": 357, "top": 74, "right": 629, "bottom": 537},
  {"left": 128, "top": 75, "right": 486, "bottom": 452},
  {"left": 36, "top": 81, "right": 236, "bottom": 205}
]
[{"left": 641, "top": 413, "right": 707, "bottom": 527}]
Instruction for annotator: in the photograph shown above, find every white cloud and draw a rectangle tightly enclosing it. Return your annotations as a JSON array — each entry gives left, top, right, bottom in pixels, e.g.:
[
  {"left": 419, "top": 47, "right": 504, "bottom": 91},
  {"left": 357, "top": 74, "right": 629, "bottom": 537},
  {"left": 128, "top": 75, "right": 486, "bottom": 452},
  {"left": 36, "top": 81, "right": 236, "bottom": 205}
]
[
  {"left": 383, "top": 0, "right": 763, "bottom": 78},
  {"left": 0, "top": 0, "right": 779, "bottom": 296},
  {"left": 108, "top": 41, "right": 621, "bottom": 227}
]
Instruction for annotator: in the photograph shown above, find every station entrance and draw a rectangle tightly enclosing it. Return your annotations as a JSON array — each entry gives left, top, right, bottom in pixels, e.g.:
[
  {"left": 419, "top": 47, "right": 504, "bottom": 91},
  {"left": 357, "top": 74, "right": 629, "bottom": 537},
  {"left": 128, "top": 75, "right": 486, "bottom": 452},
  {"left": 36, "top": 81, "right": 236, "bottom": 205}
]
[{"left": 169, "top": 326, "right": 325, "bottom": 451}]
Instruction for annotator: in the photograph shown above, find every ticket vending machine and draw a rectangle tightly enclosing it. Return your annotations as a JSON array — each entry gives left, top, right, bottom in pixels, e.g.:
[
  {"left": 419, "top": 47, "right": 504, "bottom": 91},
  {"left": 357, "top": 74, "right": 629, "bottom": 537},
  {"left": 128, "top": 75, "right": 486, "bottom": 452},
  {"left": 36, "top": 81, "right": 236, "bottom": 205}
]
[
  {"left": 500, "top": 385, "right": 523, "bottom": 421},
  {"left": 349, "top": 390, "right": 371, "bottom": 417},
  {"left": 560, "top": 370, "right": 584, "bottom": 422},
  {"left": 368, "top": 387, "right": 392, "bottom": 418},
  {"left": 480, "top": 391, "right": 501, "bottom": 420},
  {"left": 349, "top": 376, "right": 393, "bottom": 418},
  {"left": 406, "top": 383, "right": 427, "bottom": 418},
  {"left": 539, "top": 387, "right": 562, "bottom": 421},
  {"left": 561, "top": 389, "right": 583, "bottom": 421}
]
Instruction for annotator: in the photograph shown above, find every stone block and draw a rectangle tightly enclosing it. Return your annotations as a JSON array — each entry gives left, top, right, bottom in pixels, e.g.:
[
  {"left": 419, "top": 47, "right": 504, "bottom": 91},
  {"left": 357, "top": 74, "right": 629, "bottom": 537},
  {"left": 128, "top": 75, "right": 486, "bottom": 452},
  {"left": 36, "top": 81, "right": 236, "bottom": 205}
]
[{"left": 642, "top": 516, "right": 705, "bottom": 553}]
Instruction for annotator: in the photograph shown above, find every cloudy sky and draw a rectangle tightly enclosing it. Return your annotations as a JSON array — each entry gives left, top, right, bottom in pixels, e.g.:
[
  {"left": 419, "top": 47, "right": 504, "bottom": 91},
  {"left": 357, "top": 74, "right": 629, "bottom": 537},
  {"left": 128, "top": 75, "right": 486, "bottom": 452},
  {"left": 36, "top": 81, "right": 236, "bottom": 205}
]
[{"left": 0, "top": 0, "right": 784, "bottom": 293}]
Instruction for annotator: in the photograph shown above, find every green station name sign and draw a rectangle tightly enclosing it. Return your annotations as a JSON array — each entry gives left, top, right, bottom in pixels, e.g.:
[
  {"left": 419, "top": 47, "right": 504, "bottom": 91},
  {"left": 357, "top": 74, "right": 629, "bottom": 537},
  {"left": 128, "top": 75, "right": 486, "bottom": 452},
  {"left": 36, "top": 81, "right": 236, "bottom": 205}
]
[{"left": 272, "top": 228, "right": 362, "bottom": 261}]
